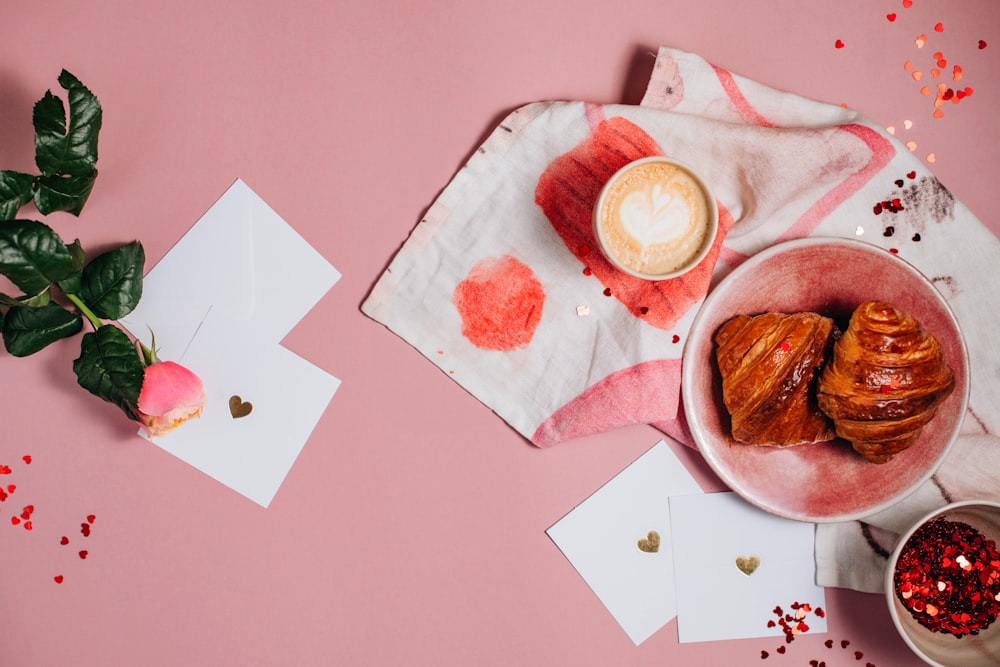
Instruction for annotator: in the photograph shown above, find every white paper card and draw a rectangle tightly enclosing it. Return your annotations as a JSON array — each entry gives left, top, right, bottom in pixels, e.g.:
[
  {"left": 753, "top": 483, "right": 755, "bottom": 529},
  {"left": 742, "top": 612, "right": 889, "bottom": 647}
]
[
  {"left": 669, "top": 492, "right": 827, "bottom": 643},
  {"left": 546, "top": 440, "right": 704, "bottom": 645},
  {"left": 144, "top": 309, "right": 341, "bottom": 508},
  {"left": 122, "top": 178, "right": 341, "bottom": 357}
]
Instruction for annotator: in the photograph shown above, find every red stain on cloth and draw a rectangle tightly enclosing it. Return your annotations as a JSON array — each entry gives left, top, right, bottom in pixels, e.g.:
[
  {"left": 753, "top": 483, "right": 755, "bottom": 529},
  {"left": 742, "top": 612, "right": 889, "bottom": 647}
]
[{"left": 453, "top": 255, "right": 545, "bottom": 351}]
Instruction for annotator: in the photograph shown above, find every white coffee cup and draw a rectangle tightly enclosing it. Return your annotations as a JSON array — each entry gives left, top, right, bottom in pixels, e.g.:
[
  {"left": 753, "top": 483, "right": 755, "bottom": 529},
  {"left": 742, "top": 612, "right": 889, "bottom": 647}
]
[{"left": 592, "top": 156, "right": 718, "bottom": 281}]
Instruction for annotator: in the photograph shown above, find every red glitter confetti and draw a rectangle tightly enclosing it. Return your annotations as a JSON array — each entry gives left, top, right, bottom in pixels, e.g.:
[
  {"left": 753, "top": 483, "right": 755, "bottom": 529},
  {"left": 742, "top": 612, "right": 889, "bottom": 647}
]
[
  {"left": 835, "top": 39, "right": 845, "bottom": 49},
  {"left": 78, "top": 550, "right": 88, "bottom": 559},
  {"left": 894, "top": 517, "right": 1000, "bottom": 636},
  {"left": 22, "top": 455, "right": 31, "bottom": 464},
  {"left": 53, "top": 575, "right": 63, "bottom": 584},
  {"left": 60, "top": 536, "right": 69, "bottom": 545}
]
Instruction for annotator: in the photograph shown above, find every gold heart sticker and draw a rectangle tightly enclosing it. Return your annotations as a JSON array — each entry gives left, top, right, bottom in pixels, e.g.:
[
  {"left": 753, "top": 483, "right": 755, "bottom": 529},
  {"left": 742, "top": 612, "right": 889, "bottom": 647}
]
[
  {"left": 229, "top": 395, "right": 253, "bottom": 419},
  {"left": 735, "top": 554, "right": 761, "bottom": 576},
  {"left": 637, "top": 530, "right": 660, "bottom": 553}
]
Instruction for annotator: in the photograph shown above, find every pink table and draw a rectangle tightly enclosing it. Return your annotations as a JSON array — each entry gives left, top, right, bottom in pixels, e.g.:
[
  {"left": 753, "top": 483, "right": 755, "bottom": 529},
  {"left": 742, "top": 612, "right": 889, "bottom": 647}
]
[{"left": 2, "top": 1, "right": 997, "bottom": 665}]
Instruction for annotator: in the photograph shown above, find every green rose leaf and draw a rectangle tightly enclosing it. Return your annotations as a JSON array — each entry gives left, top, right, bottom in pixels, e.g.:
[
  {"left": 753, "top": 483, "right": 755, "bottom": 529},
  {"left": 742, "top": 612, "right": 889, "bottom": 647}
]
[
  {"left": 0, "top": 287, "right": 51, "bottom": 308},
  {"left": 33, "top": 70, "right": 102, "bottom": 179},
  {"left": 56, "top": 239, "right": 86, "bottom": 294},
  {"left": 33, "top": 171, "right": 98, "bottom": 216},
  {"left": 0, "top": 171, "right": 36, "bottom": 220},
  {"left": 2, "top": 302, "right": 82, "bottom": 357},
  {"left": 79, "top": 241, "right": 144, "bottom": 319},
  {"left": 0, "top": 219, "right": 77, "bottom": 294},
  {"left": 73, "top": 324, "right": 144, "bottom": 421}
]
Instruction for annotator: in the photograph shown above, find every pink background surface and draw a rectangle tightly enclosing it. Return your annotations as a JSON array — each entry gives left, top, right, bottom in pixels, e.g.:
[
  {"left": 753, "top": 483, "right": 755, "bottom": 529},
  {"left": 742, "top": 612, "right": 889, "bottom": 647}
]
[{"left": 2, "top": 1, "right": 997, "bottom": 665}]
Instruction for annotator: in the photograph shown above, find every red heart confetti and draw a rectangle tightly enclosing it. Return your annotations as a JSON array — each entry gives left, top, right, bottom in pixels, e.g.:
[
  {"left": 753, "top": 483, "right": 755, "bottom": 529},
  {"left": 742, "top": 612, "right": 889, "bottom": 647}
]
[
  {"left": 855, "top": 651, "right": 864, "bottom": 660},
  {"left": 903, "top": 0, "right": 912, "bottom": 6},
  {"left": 0, "top": 465, "right": 10, "bottom": 475},
  {"left": 11, "top": 516, "right": 20, "bottom": 525},
  {"left": 23, "top": 521, "right": 32, "bottom": 531},
  {"left": 934, "top": 22, "right": 944, "bottom": 33},
  {"left": 86, "top": 514, "right": 95, "bottom": 524},
  {"left": 887, "top": 13, "right": 896, "bottom": 22},
  {"left": 22, "top": 455, "right": 31, "bottom": 464},
  {"left": 841, "top": 639, "right": 851, "bottom": 648},
  {"left": 54, "top": 575, "right": 63, "bottom": 584},
  {"left": 78, "top": 550, "right": 88, "bottom": 559},
  {"left": 825, "top": 639, "right": 834, "bottom": 648},
  {"left": 81, "top": 523, "right": 91, "bottom": 537},
  {"left": 6, "top": 485, "right": 14, "bottom": 493},
  {"left": 776, "top": 646, "right": 785, "bottom": 654},
  {"left": 835, "top": 39, "right": 845, "bottom": 49},
  {"left": 980, "top": 40, "right": 988, "bottom": 50},
  {"left": 671, "top": 334, "right": 681, "bottom": 344},
  {"left": 907, "top": 171, "right": 916, "bottom": 179},
  {"left": 60, "top": 536, "right": 69, "bottom": 545},
  {"left": 761, "top": 650, "right": 769, "bottom": 659}
]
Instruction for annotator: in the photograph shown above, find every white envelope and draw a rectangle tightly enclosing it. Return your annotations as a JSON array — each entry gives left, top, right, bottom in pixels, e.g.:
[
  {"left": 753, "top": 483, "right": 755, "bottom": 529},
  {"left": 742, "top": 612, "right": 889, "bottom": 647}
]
[
  {"left": 122, "top": 178, "right": 342, "bottom": 358},
  {"left": 143, "top": 309, "right": 341, "bottom": 508},
  {"left": 546, "top": 440, "right": 704, "bottom": 645}
]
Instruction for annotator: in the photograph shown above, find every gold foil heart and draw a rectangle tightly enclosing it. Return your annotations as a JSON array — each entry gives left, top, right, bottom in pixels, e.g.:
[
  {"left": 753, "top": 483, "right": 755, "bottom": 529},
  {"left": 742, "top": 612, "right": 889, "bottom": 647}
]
[
  {"left": 229, "top": 395, "right": 253, "bottom": 419},
  {"left": 637, "top": 530, "right": 660, "bottom": 553},
  {"left": 735, "top": 554, "right": 761, "bottom": 576}
]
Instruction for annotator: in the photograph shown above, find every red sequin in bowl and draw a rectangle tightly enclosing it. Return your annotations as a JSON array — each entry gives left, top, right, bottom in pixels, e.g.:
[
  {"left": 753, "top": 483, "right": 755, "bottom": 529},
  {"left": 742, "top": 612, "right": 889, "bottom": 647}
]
[
  {"left": 886, "top": 500, "right": 1000, "bottom": 667},
  {"left": 682, "top": 236, "right": 969, "bottom": 523}
]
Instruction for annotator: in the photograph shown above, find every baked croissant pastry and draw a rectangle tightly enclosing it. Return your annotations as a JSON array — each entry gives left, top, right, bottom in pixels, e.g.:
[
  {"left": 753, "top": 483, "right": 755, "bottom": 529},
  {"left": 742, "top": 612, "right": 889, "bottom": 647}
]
[
  {"left": 817, "top": 301, "right": 955, "bottom": 464},
  {"left": 715, "top": 312, "right": 837, "bottom": 447}
]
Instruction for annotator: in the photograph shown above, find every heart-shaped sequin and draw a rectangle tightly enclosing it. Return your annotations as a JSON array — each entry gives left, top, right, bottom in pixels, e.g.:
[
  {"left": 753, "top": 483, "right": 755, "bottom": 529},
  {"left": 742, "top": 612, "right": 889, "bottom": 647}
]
[
  {"left": 229, "top": 395, "right": 253, "bottom": 419},
  {"left": 637, "top": 530, "right": 661, "bottom": 553},
  {"left": 736, "top": 554, "right": 761, "bottom": 576}
]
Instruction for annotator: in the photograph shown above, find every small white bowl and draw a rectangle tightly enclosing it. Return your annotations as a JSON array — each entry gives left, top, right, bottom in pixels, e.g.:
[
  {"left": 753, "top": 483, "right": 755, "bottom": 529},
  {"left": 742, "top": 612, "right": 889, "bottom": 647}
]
[
  {"left": 592, "top": 156, "right": 718, "bottom": 281},
  {"left": 886, "top": 500, "right": 1000, "bottom": 666}
]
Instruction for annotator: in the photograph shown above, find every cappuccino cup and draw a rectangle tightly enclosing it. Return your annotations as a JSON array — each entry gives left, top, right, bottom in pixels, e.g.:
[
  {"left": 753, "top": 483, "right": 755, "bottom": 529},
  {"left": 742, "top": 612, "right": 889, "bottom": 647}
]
[{"left": 592, "top": 156, "right": 718, "bottom": 280}]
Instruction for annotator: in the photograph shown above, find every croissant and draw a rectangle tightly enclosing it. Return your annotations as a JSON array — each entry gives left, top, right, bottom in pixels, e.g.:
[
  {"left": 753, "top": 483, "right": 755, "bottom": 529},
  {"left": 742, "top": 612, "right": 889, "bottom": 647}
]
[
  {"left": 817, "top": 301, "right": 955, "bottom": 464},
  {"left": 715, "top": 312, "right": 837, "bottom": 447}
]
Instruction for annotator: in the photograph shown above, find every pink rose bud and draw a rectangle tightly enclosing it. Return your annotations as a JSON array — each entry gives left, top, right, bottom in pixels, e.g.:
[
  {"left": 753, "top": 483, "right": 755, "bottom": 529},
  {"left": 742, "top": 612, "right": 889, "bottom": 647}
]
[{"left": 136, "top": 361, "right": 206, "bottom": 437}]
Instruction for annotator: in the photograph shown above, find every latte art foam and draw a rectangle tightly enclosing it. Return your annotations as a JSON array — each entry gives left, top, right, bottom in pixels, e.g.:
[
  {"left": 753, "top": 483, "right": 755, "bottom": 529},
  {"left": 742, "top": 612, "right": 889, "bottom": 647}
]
[{"left": 596, "top": 160, "right": 712, "bottom": 277}]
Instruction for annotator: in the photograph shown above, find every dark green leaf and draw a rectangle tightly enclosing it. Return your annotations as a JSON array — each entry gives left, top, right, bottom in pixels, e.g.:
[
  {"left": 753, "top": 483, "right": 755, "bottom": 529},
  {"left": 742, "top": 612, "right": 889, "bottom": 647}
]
[
  {"left": 2, "top": 302, "right": 82, "bottom": 356},
  {"left": 73, "top": 324, "right": 143, "bottom": 421},
  {"left": 0, "top": 171, "right": 36, "bottom": 220},
  {"left": 33, "top": 70, "right": 102, "bottom": 178},
  {"left": 33, "top": 171, "right": 97, "bottom": 216},
  {"left": 80, "top": 241, "right": 144, "bottom": 319},
  {"left": 0, "top": 219, "right": 77, "bottom": 294},
  {"left": 0, "top": 287, "right": 51, "bottom": 308},
  {"left": 56, "top": 239, "right": 86, "bottom": 294}
]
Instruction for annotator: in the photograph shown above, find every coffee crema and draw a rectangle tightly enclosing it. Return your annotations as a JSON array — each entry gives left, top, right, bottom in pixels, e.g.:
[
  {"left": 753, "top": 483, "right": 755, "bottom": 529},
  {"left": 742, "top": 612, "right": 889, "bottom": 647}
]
[{"left": 594, "top": 158, "right": 715, "bottom": 279}]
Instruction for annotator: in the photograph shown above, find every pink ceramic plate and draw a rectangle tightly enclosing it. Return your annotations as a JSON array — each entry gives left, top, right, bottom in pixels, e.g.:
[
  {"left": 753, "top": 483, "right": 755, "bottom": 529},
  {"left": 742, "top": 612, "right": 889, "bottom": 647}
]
[{"left": 682, "top": 237, "right": 969, "bottom": 523}]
